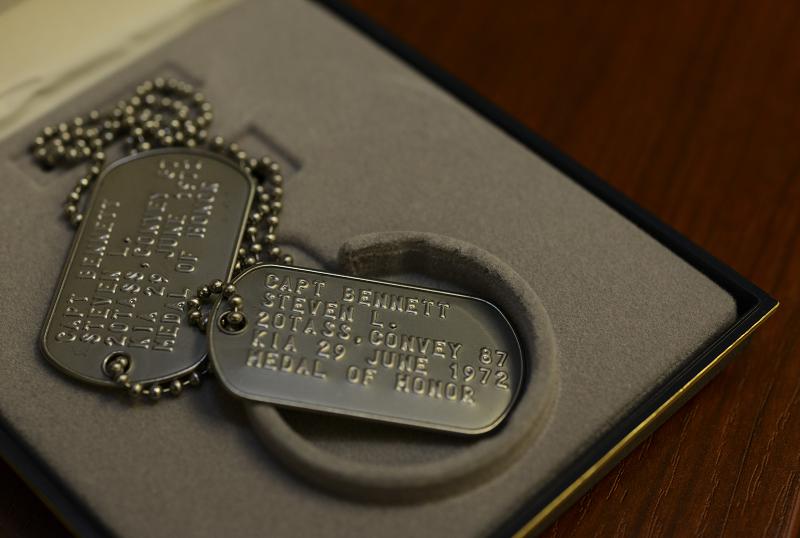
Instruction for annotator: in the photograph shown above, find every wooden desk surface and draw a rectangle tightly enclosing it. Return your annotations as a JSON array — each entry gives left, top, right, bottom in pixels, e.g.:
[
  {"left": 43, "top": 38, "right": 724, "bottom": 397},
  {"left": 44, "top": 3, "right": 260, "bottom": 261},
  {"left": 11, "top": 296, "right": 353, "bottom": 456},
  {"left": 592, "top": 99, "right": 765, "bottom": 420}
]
[{"left": 2, "top": 1, "right": 796, "bottom": 536}]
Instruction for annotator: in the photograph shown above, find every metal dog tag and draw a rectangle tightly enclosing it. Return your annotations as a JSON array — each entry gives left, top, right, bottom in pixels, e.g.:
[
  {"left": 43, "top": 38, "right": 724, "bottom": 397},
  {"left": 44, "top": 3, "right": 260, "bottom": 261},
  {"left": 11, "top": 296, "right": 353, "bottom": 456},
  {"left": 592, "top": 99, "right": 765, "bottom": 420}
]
[
  {"left": 208, "top": 265, "right": 523, "bottom": 434},
  {"left": 41, "top": 149, "right": 253, "bottom": 386}
]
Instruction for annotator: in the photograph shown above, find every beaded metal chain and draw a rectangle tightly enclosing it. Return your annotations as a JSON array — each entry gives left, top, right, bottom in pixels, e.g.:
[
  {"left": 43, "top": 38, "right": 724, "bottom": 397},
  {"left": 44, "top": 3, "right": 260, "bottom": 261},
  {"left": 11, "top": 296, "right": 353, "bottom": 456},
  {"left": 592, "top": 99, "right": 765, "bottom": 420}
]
[{"left": 31, "top": 77, "right": 293, "bottom": 399}]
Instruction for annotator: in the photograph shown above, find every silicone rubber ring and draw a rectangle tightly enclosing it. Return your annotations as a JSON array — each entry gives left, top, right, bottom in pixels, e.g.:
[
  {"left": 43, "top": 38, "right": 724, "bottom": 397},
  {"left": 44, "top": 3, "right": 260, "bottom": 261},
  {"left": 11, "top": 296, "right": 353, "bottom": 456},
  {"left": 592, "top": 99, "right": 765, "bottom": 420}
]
[{"left": 246, "top": 231, "right": 559, "bottom": 502}]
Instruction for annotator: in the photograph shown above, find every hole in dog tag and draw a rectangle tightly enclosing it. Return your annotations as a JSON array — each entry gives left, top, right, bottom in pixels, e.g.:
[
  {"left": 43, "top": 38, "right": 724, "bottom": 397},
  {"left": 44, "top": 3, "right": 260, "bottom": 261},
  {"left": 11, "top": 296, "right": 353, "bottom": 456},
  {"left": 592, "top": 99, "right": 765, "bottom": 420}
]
[
  {"left": 41, "top": 149, "right": 254, "bottom": 386},
  {"left": 208, "top": 265, "right": 524, "bottom": 435}
]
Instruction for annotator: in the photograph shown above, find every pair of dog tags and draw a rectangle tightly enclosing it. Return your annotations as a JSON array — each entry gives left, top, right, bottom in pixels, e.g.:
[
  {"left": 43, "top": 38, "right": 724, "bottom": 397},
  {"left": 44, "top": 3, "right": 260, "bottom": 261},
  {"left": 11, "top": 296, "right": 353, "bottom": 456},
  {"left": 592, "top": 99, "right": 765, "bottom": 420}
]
[{"left": 41, "top": 149, "right": 523, "bottom": 434}]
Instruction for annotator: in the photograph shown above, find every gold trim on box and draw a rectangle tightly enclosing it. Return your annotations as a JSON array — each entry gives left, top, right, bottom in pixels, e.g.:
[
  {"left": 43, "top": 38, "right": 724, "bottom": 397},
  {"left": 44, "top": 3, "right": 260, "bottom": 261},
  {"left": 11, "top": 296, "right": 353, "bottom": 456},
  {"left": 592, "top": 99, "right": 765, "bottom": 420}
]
[{"left": 514, "top": 302, "right": 779, "bottom": 537}]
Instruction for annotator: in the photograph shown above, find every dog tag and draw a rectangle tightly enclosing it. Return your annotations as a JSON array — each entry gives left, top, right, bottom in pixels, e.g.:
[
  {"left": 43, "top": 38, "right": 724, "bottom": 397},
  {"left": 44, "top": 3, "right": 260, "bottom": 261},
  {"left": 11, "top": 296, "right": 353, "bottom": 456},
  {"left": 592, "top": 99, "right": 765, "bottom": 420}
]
[
  {"left": 208, "top": 265, "right": 523, "bottom": 434},
  {"left": 41, "top": 149, "right": 254, "bottom": 386}
]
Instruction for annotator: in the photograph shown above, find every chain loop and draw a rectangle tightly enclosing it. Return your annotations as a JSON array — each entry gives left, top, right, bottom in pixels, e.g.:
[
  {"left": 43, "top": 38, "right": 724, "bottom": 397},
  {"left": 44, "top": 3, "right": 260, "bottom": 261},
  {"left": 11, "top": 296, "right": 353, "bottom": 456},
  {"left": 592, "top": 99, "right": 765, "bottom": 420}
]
[
  {"left": 104, "top": 353, "right": 204, "bottom": 400},
  {"left": 184, "top": 276, "right": 255, "bottom": 337}
]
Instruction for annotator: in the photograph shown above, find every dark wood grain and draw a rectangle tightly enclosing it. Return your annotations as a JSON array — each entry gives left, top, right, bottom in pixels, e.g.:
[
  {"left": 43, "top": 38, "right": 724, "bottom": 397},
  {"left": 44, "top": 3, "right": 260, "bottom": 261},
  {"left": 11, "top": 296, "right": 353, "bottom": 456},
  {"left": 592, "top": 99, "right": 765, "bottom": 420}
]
[
  {"left": 342, "top": 1, "right": 799, "bottom": 536},
  {"left": 0, "top": 458, "right": 70, "bottom": 536},
  {"left": 2, "top": 1, "right": 797, "bottom": 536}
]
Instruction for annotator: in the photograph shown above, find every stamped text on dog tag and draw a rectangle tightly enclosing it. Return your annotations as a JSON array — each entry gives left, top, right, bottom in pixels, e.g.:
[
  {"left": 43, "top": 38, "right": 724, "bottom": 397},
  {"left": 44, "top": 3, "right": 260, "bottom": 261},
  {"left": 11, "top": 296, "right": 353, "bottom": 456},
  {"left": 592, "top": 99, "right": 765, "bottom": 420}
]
[
  {"left": 41, "top": 149, "right": 254, "bottom": 386},
  {"left": 208, "top": 265, "right": 523, "bottom": 434}
]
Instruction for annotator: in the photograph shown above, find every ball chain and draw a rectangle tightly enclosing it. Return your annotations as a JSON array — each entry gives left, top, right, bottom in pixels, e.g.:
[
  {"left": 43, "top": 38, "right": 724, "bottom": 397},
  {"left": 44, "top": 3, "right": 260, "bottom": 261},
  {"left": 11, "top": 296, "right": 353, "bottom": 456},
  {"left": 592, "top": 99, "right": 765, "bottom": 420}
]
[
  {"left": 104, "top": 354, "right": 203, "bottom": 400},
  {"left": 30, "top": 77, "right": 294, "bottom": 400}
]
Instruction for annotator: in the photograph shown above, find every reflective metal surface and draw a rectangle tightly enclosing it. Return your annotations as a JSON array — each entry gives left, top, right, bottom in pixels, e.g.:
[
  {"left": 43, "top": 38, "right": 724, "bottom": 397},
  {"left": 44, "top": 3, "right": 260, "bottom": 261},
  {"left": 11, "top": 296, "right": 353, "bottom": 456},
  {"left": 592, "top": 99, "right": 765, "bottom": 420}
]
[
  {"left": 209, "top": 265, "right": 523, "bottom": 434},
  {"left": 41, "top": 149, "right": 254, "bottom": 385}
]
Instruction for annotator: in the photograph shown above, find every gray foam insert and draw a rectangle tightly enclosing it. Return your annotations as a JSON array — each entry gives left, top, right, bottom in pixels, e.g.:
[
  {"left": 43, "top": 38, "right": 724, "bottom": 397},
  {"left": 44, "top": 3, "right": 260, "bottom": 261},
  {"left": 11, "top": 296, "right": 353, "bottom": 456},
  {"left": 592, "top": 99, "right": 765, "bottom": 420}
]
[
  {"left": 246, "top": 232, "right": 560, "bottom": 503},
  {"left": 0, "top": 0, "right": 736, "bottom": 536}
]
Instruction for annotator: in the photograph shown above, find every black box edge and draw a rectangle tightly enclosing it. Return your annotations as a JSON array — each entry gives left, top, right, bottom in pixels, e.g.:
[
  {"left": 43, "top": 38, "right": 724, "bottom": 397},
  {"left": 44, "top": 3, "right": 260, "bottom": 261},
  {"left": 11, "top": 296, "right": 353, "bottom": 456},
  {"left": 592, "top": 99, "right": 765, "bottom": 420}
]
[
  {"left": 314, "top": 1, "right": 779, "bottom": 536},
  {"left": 0, "top": 1, "right": 779, "bottom": 536}
]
